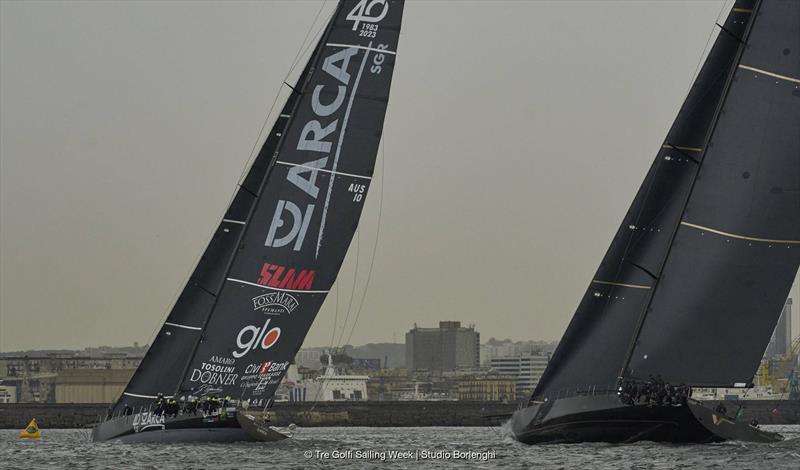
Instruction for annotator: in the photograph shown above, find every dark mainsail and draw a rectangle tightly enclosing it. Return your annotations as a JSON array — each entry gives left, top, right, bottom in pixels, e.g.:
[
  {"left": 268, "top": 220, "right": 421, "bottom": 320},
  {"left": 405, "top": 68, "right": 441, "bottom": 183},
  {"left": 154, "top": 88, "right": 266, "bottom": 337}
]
[
  {"left": 114, "top": 0, "right": 404, "bottom": 413},
  {"left": 533, "top": 0, "right": 799, "bottom": 400},
  {"left": 626, "top": 0, "right": 800, "bottom": 386}
]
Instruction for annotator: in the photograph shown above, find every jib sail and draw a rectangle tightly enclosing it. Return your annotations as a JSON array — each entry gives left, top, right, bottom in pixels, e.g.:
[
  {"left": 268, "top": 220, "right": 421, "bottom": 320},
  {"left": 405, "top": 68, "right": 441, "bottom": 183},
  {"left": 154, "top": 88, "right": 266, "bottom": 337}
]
[{"left": 532, "top": 0, "right": 799, "bottom": 400}]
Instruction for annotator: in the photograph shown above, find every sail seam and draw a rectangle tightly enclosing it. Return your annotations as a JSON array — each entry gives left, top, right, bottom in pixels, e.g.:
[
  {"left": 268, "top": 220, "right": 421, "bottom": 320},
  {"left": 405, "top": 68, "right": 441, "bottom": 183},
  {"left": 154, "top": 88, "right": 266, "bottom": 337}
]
[
  {"left": 681, "top": 221, "right": 800, "bottom": 244},
  {"left": 164, "top": 322, "right": 202, "bottom": 331},
  {"left": 275, "top": 161, "right": 372, "bottom": 180},
  {"left": 738, "top": 65, "right": 800, "bottom": 84},
  {"left": 661, "top": 144, "right": 702, "bottom": 152},
  {"left": 326, "top": 43, "right": 396, "bottom": 55},
  {"left": 226, "top": 277, "right": 330, "bottom": 294},
  {"left": 123, "top": 392, "right": 174, "bottom": 399},
  {"left": 592, "top": 280, "right": 651, "bottom": 289}
]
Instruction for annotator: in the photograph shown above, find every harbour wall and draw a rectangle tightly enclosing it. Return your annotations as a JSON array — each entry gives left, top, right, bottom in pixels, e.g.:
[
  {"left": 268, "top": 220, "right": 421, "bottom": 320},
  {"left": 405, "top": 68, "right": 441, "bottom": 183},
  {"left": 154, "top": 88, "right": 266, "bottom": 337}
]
[{"left": 1, "top": 400, "right": 798, "bottom": 429}]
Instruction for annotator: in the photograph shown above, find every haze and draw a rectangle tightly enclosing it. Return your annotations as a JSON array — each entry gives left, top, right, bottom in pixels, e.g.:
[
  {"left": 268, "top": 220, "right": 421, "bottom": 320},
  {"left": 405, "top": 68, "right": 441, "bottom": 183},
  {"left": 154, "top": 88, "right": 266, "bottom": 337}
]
[{"left": 1, "top": 0, "right": 798, "bottom": 352}]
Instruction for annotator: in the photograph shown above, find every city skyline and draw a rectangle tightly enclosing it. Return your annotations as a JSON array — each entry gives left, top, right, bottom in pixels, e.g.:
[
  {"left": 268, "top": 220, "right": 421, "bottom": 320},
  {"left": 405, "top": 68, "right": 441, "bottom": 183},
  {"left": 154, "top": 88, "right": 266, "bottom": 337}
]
[{"left": 2, "top": 1, "right": 799, "bottom": 352}]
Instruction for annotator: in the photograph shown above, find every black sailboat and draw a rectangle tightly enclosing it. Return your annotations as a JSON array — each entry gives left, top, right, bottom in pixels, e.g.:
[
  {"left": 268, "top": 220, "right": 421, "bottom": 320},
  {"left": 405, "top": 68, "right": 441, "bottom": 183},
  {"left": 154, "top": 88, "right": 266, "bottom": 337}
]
[
  {"left": 93, "top": 0, "right": 404, "bottom": 443},
  {"left": 511, "top": 0, "right": 798, "bottom": 444}
]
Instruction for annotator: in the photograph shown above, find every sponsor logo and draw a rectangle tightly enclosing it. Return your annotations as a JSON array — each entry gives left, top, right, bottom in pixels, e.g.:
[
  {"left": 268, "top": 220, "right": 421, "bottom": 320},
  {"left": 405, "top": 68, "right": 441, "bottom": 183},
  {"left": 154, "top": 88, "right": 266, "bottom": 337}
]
[
  {"left": 257, "top": 263, "right": 315, "bottom": 290},
  {"left": 188, "top": 357, "right": 239, "bottom": 386},
  {"left": 346, "top": 0, "right": 388, "bottom": 31},
  {"left": 132, "top": 412, "right": 165, "bottom": 432},
  {"left": 245, "top": 360, "right": 290, "bottom": 376},
  {"left": 233, "top": 319, "right": 281, "bottom": 358},
  {"left": 264, "top": 31, "right": 374, "bottom": 257},
  {"left": 240, "top": 360, "right": 290, "bottom": 392},
  {"left": 251, "top": 292, "right": 299, "bottom": 317}
]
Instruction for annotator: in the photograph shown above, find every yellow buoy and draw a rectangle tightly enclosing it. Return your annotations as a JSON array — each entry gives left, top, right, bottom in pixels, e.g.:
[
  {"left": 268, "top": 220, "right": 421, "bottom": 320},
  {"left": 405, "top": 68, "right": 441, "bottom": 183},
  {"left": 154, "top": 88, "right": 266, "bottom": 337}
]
[{"left": 19, "top": 418, "right": 41, "bottom": 439}]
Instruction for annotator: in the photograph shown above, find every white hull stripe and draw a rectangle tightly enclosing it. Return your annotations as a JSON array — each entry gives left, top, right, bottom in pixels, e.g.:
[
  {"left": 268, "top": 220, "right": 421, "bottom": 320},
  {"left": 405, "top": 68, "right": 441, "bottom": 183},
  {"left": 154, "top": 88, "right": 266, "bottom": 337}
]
[
  {"left": 592, "top": 280, "right": 651, "bottom": 290},
  {"left": 227, "top": 277, "right": 329, "bottom": 294},
  {"left": 279, "top": 114, "right": 291, "bottom": 118},
  {"left": 123, "top": 392, "right": 174, "bottom": 399},
  {"left": 164, "top": 322, "right": 202, "bottom": 331},
  {"left": 326, "top": 43, "right": 396, "bottom": 55},
  {"left": 276, "top": 161, "right": 372, "bottom": 180},
  {"left": 681, "top": 221, "right": 800, "bottom": 244},
  {"left": 738, "top": 65, "right": 800, "bottom": 84},
  {"left": 222, "top": 219, "right": 246, "bottom": 225}
]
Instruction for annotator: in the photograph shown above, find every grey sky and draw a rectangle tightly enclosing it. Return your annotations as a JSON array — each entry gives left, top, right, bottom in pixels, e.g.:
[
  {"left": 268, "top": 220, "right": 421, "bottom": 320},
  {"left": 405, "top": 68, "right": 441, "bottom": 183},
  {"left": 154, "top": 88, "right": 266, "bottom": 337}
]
[{"left": 1, "top": 0, "right": 798, "bottom": 352}]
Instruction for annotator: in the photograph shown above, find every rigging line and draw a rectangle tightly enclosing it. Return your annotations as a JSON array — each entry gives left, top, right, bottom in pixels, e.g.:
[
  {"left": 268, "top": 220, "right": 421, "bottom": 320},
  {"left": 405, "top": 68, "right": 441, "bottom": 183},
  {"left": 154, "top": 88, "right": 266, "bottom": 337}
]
[
  {"left": 344, "top": 136, "right": 387, "bottom": 348},
  {"left": 236, "top": 0, "right": 331, "bottom": 186},
  {"left": 684, "top": 0, "right": 730, "bottom": 99},
  {"left": 330, "top": 280, "right": 339, "bottom": 353},
  {"left": 336, "top": 229, "right": 361, "bottom": 349}
]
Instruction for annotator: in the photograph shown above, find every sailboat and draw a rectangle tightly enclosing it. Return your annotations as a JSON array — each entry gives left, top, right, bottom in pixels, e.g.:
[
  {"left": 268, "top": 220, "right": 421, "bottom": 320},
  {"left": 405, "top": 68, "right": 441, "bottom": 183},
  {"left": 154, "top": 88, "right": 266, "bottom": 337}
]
[
  {"left": 92, "top": 0, "right": 405, "bottom": 443},
  {"left": 511, "top": 0, "right": 798, "bottom": 444}
]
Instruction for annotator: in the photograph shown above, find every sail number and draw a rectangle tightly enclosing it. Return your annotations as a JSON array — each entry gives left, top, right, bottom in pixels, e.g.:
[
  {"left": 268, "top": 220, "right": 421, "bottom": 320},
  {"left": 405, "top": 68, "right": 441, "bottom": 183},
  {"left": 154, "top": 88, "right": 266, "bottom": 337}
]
[{"left": 349, "top": 183, "right": 366, "bottom": 202}]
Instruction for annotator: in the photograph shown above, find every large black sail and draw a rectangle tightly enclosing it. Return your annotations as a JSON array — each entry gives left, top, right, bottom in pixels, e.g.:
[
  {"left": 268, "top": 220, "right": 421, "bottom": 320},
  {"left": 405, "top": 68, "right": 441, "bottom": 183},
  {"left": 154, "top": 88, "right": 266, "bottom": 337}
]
[
  {"left": 176, "top": 0, "right": 404, "bottom": 406},
  {"left": 532, "top": 0, "right": 762, "bottom": 400},
  {"left": 627, "top": 0, "right": 800, "bottom": 386},
  {"left": 112, "top": 70, "right": 307, "bottom": 414}
]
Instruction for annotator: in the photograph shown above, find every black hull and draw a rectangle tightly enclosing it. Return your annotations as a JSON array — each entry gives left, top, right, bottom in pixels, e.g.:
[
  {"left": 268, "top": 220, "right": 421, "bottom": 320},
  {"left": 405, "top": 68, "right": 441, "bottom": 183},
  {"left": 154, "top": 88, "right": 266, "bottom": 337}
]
[
  {"left": 92, "top": 409, "right": 291, "bottom": 443},
  {"left": 510, "top": 396, "right": 783, "bottom": 444}
]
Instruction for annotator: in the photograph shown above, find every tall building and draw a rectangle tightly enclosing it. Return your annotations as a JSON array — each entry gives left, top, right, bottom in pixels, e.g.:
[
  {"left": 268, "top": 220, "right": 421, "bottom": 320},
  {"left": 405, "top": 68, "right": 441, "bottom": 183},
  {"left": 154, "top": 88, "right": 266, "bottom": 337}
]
[
  {"left": 766, "top": 298, "right": 793, "bottom": 358},
  {"left": 490, "top": 354, "right": 549, "bottom": 399},
  {"left": 405, "top": 321, "right": 479, "bottom": 372}
]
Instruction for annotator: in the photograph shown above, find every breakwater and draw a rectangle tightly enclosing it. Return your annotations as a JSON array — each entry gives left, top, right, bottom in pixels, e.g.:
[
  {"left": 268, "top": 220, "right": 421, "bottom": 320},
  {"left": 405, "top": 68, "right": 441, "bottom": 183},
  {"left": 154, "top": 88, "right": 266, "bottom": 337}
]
[{"left": 1, "top": 400, "right": 798, "bottom": 429}]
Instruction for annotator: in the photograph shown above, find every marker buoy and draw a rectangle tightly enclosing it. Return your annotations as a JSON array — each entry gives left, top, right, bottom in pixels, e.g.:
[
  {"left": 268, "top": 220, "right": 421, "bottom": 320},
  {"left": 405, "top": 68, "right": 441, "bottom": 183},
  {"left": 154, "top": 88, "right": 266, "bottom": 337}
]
[{"left": 19, "top": 418, "right": 41, "bottom": 439}]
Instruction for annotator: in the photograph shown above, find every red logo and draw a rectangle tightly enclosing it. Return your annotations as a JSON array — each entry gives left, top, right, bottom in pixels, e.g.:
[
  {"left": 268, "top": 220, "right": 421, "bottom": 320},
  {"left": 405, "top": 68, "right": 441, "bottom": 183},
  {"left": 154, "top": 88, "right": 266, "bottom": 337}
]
[{"left": 257, "top": 262, "right": 316, "bottom": 290}]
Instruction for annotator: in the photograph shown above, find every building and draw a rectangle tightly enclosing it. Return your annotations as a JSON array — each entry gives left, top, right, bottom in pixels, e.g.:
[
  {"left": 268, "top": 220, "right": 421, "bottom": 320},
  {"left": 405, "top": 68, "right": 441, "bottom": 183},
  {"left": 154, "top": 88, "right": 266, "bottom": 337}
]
[
  {"left": 405, "top": 321, "right": 480, "bottom": 372},
  {"left": 0, "top": 383, "right": 17, "bottom": 403},
  {"left": 54, "top": 369, "right": 135, "bottom": 403},
  {"left": 0, "top": 352, "right": 142, "bottom": 403},
  {"left": 765, "top": 298, "right": 793, "bottom": 358},
  {"left": 457, "top": 375, "right": 515, "bottom": 402},
  {"left": 490, "top": 354, "right": 549, "bottom": 398}
]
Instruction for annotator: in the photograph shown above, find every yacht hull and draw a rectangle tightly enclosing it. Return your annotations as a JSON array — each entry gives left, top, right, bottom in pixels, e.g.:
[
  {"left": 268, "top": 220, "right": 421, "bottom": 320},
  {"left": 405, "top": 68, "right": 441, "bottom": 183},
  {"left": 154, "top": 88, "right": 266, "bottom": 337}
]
[
  {"left": 91, "top": 409, "right": 291, "bottom": 443},
  {"left": 509, "top": 395, "right": 782, "bottom": 444}
]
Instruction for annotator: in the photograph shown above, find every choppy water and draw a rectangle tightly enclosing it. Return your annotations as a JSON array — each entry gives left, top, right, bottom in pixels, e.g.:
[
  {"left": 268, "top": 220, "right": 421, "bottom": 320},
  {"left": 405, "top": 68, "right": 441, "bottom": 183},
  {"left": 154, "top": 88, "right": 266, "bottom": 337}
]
[{"left": 2, "top": 425, "right": 799, "bottom": 469}]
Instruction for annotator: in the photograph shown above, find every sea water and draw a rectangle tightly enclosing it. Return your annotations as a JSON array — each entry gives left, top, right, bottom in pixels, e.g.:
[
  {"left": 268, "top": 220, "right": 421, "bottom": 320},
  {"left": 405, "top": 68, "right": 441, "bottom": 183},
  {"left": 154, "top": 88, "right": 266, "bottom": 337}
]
[{"left": 2, "top": 425, "right": 799, "bottom": 469}]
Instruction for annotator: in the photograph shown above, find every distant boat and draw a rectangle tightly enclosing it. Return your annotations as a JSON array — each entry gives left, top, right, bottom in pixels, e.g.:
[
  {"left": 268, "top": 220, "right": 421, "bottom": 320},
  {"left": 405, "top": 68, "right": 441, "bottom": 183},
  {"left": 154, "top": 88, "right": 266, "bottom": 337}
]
[
  {"left": 511, "top": 0, "right": 798, "bottom": 444},
  {"left": 93, "top": 0, "right": 405, "bottom": 443}
]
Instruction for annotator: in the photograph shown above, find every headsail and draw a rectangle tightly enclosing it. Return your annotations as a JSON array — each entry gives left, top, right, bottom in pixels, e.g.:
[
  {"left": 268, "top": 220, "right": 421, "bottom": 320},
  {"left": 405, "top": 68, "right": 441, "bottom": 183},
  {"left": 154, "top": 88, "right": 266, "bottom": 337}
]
[
  {"left": 114, "top": 0, "right": 404, "bottom": 412},
  {"left": 533, "top": 0, "right": 799, "bottom": 400}
]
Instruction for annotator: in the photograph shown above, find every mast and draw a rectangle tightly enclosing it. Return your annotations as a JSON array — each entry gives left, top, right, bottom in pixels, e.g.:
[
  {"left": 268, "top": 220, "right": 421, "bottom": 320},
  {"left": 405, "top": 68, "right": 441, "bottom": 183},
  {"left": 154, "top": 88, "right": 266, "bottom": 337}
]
[{"left": 617, "top": 0, "right": 763, "bottom": 381}]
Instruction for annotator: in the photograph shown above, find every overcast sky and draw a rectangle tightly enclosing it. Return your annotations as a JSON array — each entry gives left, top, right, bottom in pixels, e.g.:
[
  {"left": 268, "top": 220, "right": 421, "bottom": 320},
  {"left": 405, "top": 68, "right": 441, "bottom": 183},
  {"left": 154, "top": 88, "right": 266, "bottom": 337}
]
[{"left": 1, "top": 0, "right": 798, "bottom": 352}]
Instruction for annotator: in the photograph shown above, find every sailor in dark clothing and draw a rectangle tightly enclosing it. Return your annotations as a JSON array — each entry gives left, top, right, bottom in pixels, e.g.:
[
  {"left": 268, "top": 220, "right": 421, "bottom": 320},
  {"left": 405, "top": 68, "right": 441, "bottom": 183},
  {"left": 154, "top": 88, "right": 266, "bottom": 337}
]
[
  {"left": 750, "top": 418, "right": 759, "bottom": 428},
  {"left": 715, "top": 403, "right": 727, "bottom": 415},
  {"left": 154, "top": 393, "right": 166, "bottom": 415},
  {"left": 123, "top": 403, "right": 133, "bottom": 416},
  {"left": 186, "top": 396, "right": 198, "bottom": 415}
]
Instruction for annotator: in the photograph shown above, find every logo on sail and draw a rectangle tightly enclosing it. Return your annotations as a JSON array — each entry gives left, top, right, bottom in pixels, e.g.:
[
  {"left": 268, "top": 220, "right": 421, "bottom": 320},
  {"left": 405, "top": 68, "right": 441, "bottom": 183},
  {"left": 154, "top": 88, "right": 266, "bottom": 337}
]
[
  {"left": 252, "top": 291, "right": 299, "bottom": 315},
  {"left": 233, "top": 319, "right": 281, "bottom": 358},
  {"left": 346, "top": 0, "right": 388, "bottom": 30},
  {"left": 256, "top": 262, "right": 315, "bottom": 290},
  {"left": 264, "top": 38, "right": 365, "bottom": 256}
]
